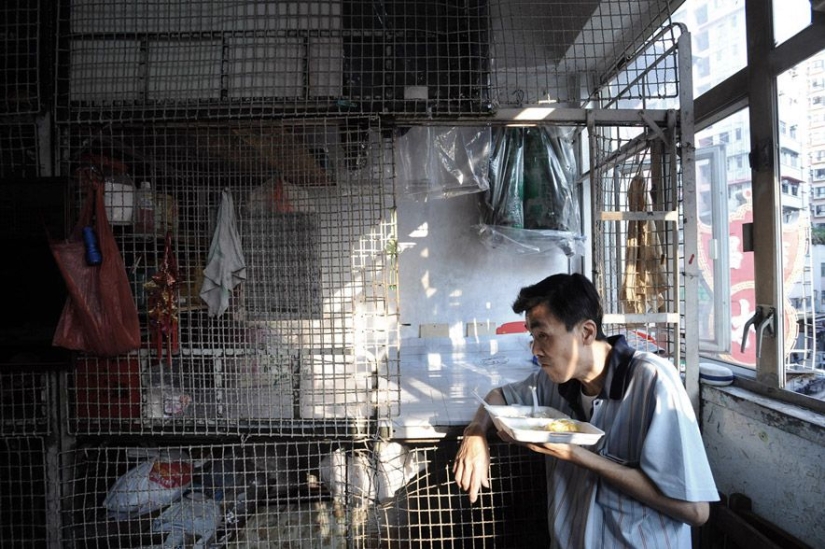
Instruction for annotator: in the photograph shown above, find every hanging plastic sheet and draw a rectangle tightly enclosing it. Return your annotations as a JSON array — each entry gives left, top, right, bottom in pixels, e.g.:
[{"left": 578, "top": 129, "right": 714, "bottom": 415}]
[
  {"left": 396, "top": 126, "right": 491, "bottom": 200},
  {"left": 477, "top": 126, "right": 585, "bottom": 256}
]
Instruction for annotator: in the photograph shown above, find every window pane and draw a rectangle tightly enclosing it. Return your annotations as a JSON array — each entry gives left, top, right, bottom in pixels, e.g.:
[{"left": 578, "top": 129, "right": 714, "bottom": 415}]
[
  {"left": 696, "top": 108, "right": 754, "bottom": 367},
  {"left": 672, "top": 0, "right": 747, "bottom": 97},
  {"left": 779, "top": 50, "right": 825, "bottom": 400},
  {"left": 773, "top": 0, "right": 811, "bottom": 47}
]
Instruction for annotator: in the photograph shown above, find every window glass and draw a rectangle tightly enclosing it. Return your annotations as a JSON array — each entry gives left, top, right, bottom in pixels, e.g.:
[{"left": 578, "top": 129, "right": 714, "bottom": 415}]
[
  {"left": 672, "top": 0, "right": 747, "bottom": 97},
  {"left": 696, "top": 109, "right": 752, "bottom": 363},
  {"left": 773, "top": 0, "right": 811, "bottom": 46},
  {"left": 779, "top": 50, "right": 825, "bottom": 398}
]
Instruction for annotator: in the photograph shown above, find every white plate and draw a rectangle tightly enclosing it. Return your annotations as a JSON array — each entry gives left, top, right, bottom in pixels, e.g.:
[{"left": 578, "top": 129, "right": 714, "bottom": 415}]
[
  {"left": 485, "top": 404, "right": 565, "bottom": 421},
  {"left": 494, "top": 415, "right": 605, "bottom": 445}
]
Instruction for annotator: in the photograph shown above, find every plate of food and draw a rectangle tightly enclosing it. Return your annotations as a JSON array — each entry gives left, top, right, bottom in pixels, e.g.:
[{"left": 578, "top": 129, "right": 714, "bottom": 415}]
[
  {"left": 485, "top": 404, "right": 563, "bottom": 421},
  {"left": 493, "top": 414, "right": 605, "bottom": 445}
]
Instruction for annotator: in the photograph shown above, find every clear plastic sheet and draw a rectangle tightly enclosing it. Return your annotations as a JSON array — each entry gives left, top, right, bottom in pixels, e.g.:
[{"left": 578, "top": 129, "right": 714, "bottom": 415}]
[
  {"left": 478, "top": 126, "right": 584, "bottom": 256},
  {"left": 474, "top": 224, "right": 586, "bottom": 257},
  {"left": 396, "top": 126, "right": 491, "bottom": 200}
]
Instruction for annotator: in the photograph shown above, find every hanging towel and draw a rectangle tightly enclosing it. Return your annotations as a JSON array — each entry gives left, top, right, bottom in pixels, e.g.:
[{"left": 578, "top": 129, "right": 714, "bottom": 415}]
[{"left": 200, "top": 189, "right": 247, "bottom": 317}]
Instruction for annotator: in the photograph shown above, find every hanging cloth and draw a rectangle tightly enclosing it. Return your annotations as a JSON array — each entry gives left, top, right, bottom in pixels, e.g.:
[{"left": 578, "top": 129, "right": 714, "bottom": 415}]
[
  {"left": 620, "top": 174, "right": 667, "bottom": 315},
  {"left": 146, "top": 232, "right": 179, "bottom": 366},
  {"left": 200, "top": 189, "right": 247, "bottom": 317}
]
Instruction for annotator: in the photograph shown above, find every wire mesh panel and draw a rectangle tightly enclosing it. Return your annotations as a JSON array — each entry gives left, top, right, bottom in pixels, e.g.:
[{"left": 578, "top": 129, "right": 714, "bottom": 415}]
[
  {"left": 0, "top": 370, "right": 52, "bottom": 436},
  {"left": 55, "top": 0, "right": 682, "bottom": 121},
  {"left": 61, "top": 119, "right": 398, "bottom": 437},
  {"left": 0, "top": 437, "right": 49, "bottom": 548},
  {"left": 0, "top": 0, "right": 41, "bottom": 115},
  {"left": 588, "top": 21, "right": 692, "bottom": 369},
  {"left": 489, "top": 0, "right": 675, "bottom": 108},
  {"left": 60, "top": 439, "right": 546, "bottom": 548},
  {"left": 0, "top": 124, "right": 40, "bottom": 179}
]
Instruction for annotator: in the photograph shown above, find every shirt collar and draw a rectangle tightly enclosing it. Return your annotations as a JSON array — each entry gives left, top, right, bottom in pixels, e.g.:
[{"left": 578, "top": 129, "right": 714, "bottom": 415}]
[{"left": 558, "top": 335, "right": 637, "bottom": 416}]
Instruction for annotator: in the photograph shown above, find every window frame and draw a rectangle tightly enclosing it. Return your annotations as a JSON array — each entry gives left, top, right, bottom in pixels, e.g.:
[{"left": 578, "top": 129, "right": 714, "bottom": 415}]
[{"left": 690, "top": 0, "right": 825, "bottom": 414}]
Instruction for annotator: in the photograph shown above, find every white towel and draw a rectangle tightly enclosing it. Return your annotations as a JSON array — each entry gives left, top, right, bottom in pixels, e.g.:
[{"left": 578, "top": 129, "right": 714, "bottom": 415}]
[{"left": 200, "top": 190, "right": 246, "bottom": 317}]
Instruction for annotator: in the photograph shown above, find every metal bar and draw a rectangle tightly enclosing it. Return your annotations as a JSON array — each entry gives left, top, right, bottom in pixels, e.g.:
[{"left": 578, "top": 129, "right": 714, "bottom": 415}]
[
  {"left": 678, "top": 29, "right": 698, "bottom": 408},
  {"left": 598, "top": 211, "right": 679, "bottom": 222}
]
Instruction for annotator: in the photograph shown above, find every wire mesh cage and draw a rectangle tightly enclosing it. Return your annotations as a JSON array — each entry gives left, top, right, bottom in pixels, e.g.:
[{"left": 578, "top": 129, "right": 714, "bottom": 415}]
[
  {"left": 61, "top": 119, "right": 399, "bottom": 437},
  {"left": 55, "top": 0, "right": 679, "bottom": 122},
  {"left": 0, "top": 0, "right": 698, "bottom": 546},
  {"left": 0, "top": 371, "right": 52, "bottom": 436},
  {"left": 0, "top": 0, "right": 42, "bottom": 116},
  {"left": 60, "top": 439, "right": 547, "bottom": 548},
  {"left": 0, "top": 124, "right": 40, "bottom": 179},
  {"left": 0, "top": 437, "right": 50, "bottom": 548},
  {"left": 589, "top": 114, "right": 685, "bottom": 362}
]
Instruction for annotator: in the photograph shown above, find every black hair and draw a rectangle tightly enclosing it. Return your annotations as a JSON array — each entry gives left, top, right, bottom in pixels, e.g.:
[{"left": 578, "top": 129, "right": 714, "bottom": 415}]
[{"left": 511, "top": 273, "right": 606, "bottom": 339}]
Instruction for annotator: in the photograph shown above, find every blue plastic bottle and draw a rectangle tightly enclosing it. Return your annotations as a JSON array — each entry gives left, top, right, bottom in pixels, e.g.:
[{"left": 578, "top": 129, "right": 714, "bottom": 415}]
[{"left": 83, "top": 226, "right": 102, "bottom": 265}]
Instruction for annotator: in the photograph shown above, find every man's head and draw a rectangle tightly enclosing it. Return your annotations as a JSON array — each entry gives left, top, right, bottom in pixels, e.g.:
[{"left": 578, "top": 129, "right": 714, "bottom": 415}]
[
  {"left": 512, "top": 273, "right": 605, "bottom": 339},
  {"left": 512, "top": 273, "right": 608, "bottom": 387}
]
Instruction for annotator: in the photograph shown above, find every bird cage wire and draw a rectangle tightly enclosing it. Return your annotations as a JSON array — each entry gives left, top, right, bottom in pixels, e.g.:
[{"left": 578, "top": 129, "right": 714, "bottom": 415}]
[{"left": 59, "top": 440, "right": 548, "bottom": 547}]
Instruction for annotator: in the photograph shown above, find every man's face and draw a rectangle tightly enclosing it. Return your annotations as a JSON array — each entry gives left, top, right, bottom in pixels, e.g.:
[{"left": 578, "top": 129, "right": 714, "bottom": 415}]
[{"left": 526, "top": 303, "right": 586, "bottom": 384}]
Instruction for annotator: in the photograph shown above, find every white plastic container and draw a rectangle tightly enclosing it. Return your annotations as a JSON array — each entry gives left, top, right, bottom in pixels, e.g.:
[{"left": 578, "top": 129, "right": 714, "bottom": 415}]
[
  {"left": 103, "top": 175, "right": 135, "bottom": 225},
  {"left": 699, "top": 363, "right": 734, "bottom": 386}
]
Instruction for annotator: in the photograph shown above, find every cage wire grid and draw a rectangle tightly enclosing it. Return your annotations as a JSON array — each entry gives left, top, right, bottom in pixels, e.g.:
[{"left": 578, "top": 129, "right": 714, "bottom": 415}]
[
  {"left": 0, "top": 0, "right": 694, "bottom": 547},
  {"left": 61, "top": 118, "right": 398, "bottom": 437},
  {"left": 0, "top": 437, "right": 50, "bottom": 548},
  {"left": 57, "top": 0, "right": 678, "bottom": 121},
  {"left": 589, "top": 121, "right": 685, "bottom": 360},
  {"left": 0, "top": 0, "right": 41, "bottom": 116},
  {"left": 59, "top": 439, "right": 548, "bottom": 548}
]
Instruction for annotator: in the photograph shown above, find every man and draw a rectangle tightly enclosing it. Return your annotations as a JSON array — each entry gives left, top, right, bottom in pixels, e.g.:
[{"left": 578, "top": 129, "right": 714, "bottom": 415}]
[{"left": 453, "top": 273, "right": 718, "bottom": 548}]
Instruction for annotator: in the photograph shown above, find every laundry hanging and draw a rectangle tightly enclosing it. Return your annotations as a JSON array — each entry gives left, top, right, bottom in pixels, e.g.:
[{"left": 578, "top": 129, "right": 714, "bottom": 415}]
[
  {"left": 620, "top": 174, "right": 667, "bottom": 315},
  {"left": 200, "top": 189, "right": 247, "bottom": 317}
]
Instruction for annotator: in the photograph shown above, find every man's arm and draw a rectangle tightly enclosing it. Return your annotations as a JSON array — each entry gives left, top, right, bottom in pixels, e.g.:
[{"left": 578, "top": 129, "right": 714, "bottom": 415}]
[
  {"left": 518, "top": 440, "right": 710, "bottom": 526},
  {"left": 452, "top": 388, "right": 507, "bottom": 503}
]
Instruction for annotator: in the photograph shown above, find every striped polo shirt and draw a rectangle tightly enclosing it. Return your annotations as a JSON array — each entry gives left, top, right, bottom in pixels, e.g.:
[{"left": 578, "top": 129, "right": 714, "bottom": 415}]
[{"left": 501, "top": 335, "right": 719, "bottom": 549}]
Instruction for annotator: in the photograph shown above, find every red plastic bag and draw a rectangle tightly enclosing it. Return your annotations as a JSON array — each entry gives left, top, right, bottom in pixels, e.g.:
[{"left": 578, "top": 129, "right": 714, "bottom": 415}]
[{"left": 50, "top": 171, "right": 141, "bottom": 356}]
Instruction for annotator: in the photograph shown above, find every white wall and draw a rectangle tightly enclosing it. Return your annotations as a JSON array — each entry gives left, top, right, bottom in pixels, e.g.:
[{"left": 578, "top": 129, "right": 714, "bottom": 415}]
[{"left": 396, "top": 191, "right": 571, "bottom": 340}]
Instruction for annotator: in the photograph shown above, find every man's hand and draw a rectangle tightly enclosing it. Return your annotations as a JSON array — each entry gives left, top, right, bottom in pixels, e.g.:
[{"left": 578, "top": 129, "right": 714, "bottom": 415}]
[{"left": 452, "top": 431, "right": 491, "bottom": 504}]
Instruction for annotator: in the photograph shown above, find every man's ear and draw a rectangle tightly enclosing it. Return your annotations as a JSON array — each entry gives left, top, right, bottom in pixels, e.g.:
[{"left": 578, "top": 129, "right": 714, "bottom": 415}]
[{"left": 580, "top": 320, "right": 598, "bottom": 345}]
